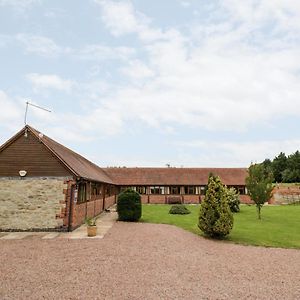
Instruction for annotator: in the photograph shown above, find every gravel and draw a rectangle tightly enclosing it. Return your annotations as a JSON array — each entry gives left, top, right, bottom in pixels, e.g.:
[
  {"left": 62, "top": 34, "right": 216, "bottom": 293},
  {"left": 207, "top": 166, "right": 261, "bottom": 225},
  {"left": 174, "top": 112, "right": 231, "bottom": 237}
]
[{"left": 1, "top": 222, "right": 299, "bottom": 300}]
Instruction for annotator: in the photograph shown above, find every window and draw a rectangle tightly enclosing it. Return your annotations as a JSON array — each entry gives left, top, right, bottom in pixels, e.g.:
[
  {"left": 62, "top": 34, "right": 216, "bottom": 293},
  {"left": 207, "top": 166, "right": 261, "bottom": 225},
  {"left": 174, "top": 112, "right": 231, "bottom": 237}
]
[
  {"left": 150, "top": 186, "right": 164, "bottom": 194},
  {"left": 200, "top": 186, "right": 206, "bottom": 195},
  {"left": 77, "top": 182, "right": 86, "bottom": 203},
  {"left": 136, "top": 186, "right": 147, "bottom": 194},
  {"left": 184, "top": 186, "right": 196, "bottom": 194},
  {"left": 170, "top": 186, "right": 181, "bottom": 194},
  {"left": 91, "top": 183, "right": 102, "bottom": 196}
]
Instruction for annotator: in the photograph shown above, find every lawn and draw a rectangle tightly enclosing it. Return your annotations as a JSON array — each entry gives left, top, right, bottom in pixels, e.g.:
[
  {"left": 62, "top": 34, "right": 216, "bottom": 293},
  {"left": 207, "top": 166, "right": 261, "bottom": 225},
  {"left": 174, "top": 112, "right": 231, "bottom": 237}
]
[{"left": 141, "top": 204, "right": 300, "bottom": 249}]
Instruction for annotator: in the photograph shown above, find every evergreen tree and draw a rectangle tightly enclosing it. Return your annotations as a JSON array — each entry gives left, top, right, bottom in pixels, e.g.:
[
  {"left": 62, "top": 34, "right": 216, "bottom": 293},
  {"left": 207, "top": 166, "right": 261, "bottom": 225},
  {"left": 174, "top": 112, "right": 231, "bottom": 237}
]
[
  {"left": 198, "top": 175, "right": 233, "bottom": 238},
  {"left": 246, "top": 164, "right": 273, "bottom": 219},
  {"left": 282, "top": 151, "right": 300, "bottom": 182},
  {"left": 272, "top": 152, "right": 287, "bottom": 182}
]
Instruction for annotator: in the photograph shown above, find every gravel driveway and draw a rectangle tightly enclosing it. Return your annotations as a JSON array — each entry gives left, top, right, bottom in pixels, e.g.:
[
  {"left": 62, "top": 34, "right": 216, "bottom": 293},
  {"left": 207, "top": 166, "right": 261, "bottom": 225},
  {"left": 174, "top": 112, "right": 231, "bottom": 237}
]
[{"left": 1, "top": 222, "right": 299, "bottom": 300}]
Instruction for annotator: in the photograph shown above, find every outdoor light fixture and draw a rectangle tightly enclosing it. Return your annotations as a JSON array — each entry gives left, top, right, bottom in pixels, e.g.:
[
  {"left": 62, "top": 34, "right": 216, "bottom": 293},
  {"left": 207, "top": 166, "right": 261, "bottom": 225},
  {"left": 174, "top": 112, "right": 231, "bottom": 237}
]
[{"left": 19, "top": 170, "right": 27, "bottom": 177}]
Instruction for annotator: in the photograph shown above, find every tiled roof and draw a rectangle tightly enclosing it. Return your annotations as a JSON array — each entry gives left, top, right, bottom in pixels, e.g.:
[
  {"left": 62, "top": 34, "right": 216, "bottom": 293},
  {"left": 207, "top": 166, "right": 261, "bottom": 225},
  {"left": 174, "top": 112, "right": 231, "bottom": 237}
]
[
  {"left": 104, "top": 167, "right": 247, "bottom": 186},
  {"left": 27, "top": 126, "right": 113, "bottom": 183}
]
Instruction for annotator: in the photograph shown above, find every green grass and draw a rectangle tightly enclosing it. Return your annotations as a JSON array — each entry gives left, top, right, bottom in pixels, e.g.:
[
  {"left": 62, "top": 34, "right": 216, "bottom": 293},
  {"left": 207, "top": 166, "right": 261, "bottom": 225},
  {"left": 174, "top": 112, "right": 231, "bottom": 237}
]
[{"left": 141, "top": 204, "right": 300, "bottom": 249}]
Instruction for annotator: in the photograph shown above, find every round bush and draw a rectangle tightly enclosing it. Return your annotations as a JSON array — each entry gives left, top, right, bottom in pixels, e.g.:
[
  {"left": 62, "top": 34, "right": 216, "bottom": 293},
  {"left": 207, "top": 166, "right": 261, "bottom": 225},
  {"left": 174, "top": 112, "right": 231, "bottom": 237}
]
[
  {"left": 169, "top": 205, "right": 191, "bottom": 215},
  {"left": 117, "top": 189, "right": 142, "bottom": 221}
]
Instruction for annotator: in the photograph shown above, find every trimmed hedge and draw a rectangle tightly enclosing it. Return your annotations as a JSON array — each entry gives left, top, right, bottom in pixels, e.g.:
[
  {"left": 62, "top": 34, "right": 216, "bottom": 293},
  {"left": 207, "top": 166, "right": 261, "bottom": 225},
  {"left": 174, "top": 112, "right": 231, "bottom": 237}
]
[
  {"left": 169, "top": 205, "right": 191, "bottom": 215},
  {"left": 117, "top": 189, "right": 142, "bottom": 221}
]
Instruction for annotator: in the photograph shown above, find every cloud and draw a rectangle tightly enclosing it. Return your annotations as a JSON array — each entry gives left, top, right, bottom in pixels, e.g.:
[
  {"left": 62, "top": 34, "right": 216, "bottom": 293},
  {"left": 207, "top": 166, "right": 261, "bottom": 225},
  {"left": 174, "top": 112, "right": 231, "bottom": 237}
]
[
  {"left": 0, "top": 91, "right": 23, "bottom": 128},
  {"left": 173, "top": 139, "right": 300, "bottom": 167},
  {"left": 120, "top": 60, "right": 155, "bottom": 79},
  {"left": 26, "top": 73, "right": 74, "bottom": 92},
  {"left": 89, "top": 0, "right": 300, "bottom": 133},
  {"left": 77, "top": 44, "right": 136, "bottom": 61},
  {"left": 16, "top": 34, "right": 67, "bottom": 58},
  {"left": 94, "top": 0, "right": 173, "bottom": 42},
  {"left": 0, "top": 0, "right": 40, "bottom": 9}
]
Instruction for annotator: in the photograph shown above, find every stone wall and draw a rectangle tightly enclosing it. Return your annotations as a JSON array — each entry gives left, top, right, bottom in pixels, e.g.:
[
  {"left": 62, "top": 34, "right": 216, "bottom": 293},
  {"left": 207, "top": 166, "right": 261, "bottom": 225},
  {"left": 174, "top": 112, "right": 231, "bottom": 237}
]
[
  {"left": 269, "top": 185, "right": 300, "bottom": 205},
  {"left": 0, "top": 177, "right": 68, "bottom": 231}
]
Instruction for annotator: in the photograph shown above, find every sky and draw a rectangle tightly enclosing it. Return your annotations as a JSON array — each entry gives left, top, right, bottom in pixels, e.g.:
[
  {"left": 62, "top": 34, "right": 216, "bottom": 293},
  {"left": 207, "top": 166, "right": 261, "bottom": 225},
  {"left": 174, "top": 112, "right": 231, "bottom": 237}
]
[{"left": 0, "top": 0, "right": 300, "bottom": 168}]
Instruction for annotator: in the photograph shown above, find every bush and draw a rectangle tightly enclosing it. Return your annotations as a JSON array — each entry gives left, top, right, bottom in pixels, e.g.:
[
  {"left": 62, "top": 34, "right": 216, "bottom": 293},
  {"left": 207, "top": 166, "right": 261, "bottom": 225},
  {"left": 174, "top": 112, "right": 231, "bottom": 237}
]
[
  {"left": 198, "top": 175, "right": 233, "bottom": 238},
  {"left": 169, "top": 205, "right": 191, "bottom": 215},
  {"left": 117, "top": 189, "right": 142, "bottom": 221},
  {"left": 226, "top": 187, "right": 240, "bottom": 212}
]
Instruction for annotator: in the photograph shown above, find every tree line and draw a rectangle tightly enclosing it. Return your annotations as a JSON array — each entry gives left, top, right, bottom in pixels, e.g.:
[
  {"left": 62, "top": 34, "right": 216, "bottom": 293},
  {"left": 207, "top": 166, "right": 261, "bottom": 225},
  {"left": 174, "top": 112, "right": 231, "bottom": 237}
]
[{"left": 261, "top": 151, "right": 300, "bottom": 183}]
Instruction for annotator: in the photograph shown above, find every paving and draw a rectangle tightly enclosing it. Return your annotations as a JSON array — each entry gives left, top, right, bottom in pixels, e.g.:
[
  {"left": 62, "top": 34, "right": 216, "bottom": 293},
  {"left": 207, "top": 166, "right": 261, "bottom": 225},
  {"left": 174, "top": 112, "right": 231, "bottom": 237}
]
[{"left": 0, "top": 210, "right": 117, "bottom": 240}]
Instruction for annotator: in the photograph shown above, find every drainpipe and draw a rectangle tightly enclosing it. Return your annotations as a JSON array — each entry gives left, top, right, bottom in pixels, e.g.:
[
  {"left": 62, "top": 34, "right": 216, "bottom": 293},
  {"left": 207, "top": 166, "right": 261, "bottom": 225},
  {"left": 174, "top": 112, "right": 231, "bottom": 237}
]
[{"left": 68, "top": 183, "right": 75, "bottom": 232}]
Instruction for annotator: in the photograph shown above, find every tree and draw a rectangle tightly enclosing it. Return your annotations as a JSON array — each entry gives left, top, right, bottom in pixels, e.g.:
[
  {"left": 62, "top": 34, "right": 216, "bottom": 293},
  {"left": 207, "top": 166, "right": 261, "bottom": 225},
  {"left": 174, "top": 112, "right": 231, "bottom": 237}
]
[
  {"left": 246, "top": 164, "right": 273, "bottom": 219},
  {"left": 198, "top": 175, "right": 233, "bottom": 238},
  {"left": 272, "top": 152, "right": 287, "bottom": 182},
  {"left": 282, "top": 151, "right": 300, "bottom": 183}
]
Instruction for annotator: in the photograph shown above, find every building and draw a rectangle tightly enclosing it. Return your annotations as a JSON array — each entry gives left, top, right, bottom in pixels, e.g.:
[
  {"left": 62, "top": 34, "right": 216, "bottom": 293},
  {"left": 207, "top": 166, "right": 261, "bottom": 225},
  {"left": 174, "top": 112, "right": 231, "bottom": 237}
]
[
  {"left": 104, "top": 167, "right": 250, "bottom": 204},
  {"left": 0, "top": 125, "right": 116, "bottom": 231},
  {"left": 0, "top": 125, "right": 250, "bottom": 231}
]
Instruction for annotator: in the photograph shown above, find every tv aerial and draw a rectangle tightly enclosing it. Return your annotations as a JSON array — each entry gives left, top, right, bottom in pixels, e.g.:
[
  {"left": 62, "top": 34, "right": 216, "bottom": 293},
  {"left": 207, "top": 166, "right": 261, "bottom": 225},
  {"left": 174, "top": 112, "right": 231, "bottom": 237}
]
[{"left": 24, "top": 101, "right": 51, "bottom": 125}]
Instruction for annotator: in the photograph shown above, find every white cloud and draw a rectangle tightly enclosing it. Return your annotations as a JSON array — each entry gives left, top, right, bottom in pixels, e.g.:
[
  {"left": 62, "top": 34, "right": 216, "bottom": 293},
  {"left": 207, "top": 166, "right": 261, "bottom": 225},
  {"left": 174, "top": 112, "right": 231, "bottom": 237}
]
[
  {"left": 94, "top": 0, "right": 172, "bottom": 42},
  {"left": 173, "top": 139, "right": 300, "bottom": 167},
  {"left": 16, "top": 34, "right": 67, "bottom": 58},
  {"left": 120, "top": 60, "right": 154, "bottom": 79},
  {"left": 179, "top": 1, "right": 191, "bottom": 8},
  {"left": 0, "top": 91, "right": 23, "bottom": 129},
  {"left": 89, "top": 0, "right": 300, "bottom": 133},
  {"left": 26, "top": 73, "right": 74, "bottom": 92},
  {"left": 77, "top": 44, "right": 135, "bottom": 61},
  {"left": 0, "top": 0, "right": 40, "bottom": 9}
]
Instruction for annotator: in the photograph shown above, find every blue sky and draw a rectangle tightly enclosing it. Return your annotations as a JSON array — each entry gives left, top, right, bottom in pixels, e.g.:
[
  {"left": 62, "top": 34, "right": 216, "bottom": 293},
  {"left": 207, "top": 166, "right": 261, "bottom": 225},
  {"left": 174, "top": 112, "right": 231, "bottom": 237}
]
[{"left": 1, "top": 0, "right": 300, "bottom": 167}]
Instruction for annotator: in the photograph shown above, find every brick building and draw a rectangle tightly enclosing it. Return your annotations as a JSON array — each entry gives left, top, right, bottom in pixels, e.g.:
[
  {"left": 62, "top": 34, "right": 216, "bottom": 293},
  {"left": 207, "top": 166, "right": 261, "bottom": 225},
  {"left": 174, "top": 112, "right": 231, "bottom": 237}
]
[
  {"left": 0, "top": 125, "right": 116, "bottom": 231},
  {"left": 0, "top": 125, "right": 250, "bottom": 231},
  {"left": 104, "top": 167, "right": 250, "bottom": 204}
]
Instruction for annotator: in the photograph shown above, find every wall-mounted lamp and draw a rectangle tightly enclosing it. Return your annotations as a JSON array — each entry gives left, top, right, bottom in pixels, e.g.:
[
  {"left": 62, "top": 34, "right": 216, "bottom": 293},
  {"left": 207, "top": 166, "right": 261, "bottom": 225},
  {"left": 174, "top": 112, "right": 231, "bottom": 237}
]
[{"left": 19, "top": 170, "right": 27, "bottom": 177}]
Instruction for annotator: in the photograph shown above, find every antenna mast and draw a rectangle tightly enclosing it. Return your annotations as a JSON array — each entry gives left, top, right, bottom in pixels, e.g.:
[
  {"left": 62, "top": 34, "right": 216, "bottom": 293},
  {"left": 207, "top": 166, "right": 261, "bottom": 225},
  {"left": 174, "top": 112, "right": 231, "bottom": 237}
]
[{"left": 24, "top": 101, "right": 51, "bottom": 125}]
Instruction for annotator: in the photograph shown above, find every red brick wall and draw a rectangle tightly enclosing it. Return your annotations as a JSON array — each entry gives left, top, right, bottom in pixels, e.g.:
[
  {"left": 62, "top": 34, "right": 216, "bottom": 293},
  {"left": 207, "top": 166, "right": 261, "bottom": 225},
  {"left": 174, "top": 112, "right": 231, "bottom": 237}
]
[
  {"left": 140, "top": 195, "right": 149, "bottom": 204},
  {"left": 183, "top": 195, "right": 201, "bottom": 204},
  {"left": 240, "top": 195, "right": 252, "bottom": 204},
  {"left": 104, "top": 195, "right": 116, "bottom": 210},
  {"left": 149, "top": 195, "right": 166, "bottom": 204},
  {"left": 70, "top": 193, "right": 116, "bottom": 230},
  {"left": 269, "top": 185, "right": 300, "bottom": 204}
]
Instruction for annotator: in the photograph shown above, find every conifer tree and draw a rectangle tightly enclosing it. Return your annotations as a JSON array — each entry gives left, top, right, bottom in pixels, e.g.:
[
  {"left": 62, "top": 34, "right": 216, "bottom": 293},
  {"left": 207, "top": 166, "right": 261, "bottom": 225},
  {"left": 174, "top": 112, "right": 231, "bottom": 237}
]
[{"left": 198, "top": 175, "right": 233, "bottom": 238}]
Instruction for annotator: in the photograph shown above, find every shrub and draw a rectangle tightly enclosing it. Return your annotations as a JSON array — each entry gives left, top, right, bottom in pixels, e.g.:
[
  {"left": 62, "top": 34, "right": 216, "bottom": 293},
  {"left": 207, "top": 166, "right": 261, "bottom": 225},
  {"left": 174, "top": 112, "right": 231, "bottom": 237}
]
[
  {"left": 117, "top": 188, "right": 142, "bottom": 221},
  {"left": 198, "top": 175, "right": 233, "bottom": 238},
  {"left": 169, "top": 205, "right": 191, "bottom": 215},
  {"left": 226, "top": 187, "right": 240, "bottom": 212},
  {"left": 85, "top": 217, "right": 96, "bottom": 226}
]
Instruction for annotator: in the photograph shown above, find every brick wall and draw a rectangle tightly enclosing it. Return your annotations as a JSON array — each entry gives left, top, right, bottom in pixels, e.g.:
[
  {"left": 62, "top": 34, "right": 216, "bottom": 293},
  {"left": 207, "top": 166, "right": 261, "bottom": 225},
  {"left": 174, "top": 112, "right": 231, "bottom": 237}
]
[
  {"left": 148, "top": 195, "right": 166, "bottom": 204},
  {"left": 269, "top": 185, "right": 300, "bottom": 204},
  {"left": 183, "top": 195, "right": 201, "bottom": 204},
  {"left": 71, "top": 194, "right": 116, "bottom": 229},
  {"left": 104, "top": 195, "right": 116, "bottom": 210},
  {"left": 0, "top": 177, "right": 69, "bottom": 231},
  {"left": 239, "top": 195, "right": 252, "bottom": 204}
]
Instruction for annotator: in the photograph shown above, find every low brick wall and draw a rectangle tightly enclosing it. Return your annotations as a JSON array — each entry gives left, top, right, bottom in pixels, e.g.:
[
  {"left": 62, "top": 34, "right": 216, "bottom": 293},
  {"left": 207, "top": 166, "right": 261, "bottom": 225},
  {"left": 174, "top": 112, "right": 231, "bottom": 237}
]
[
  {"left": 72, "top": 195, "right": 116, "bottom": 229},
  {"left": 269, "top": 185, "right": 300, "bottom": 204},
  {"left": 148, "top": 195, "right": 167, "bottom": 204},
  {"left": 240, "top": 195, "right": 252, "bottom": 204},
  {"left": 183, "top": 195, "right": 201, "bottom": 204},
  {"left": 0, "top": 177, "right": 68, "bottom": 231}
]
